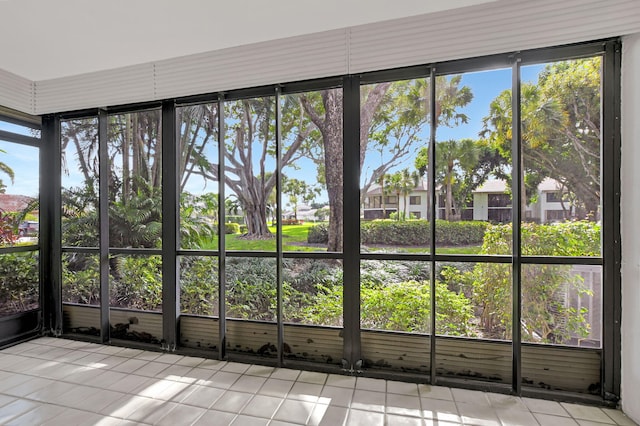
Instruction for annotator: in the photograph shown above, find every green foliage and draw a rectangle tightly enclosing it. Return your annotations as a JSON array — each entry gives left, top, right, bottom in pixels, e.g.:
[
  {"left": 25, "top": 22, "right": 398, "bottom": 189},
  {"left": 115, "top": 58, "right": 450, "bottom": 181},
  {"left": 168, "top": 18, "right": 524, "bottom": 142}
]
[
  {"left": 110, "top": 255, "right": 162, "bottom": 311},
  {"left": 0, "top": 252, "right": 39, "bottom": 316},
  {"left": 305, "top": 277, "right": 474, "bottom": 335},
  {"left": 473, "top": 221, "right": 598, "bottom": 343},
  {"left": 307, "top": 223, "right": 329, "bottom": 244},
  {"left": 225, "top": 223, "right": 240, "bottom": 234},
  {"left": 62, "top": 255, "right": 100, "bottom": 305},
  {"left": 361, "top": 220, "right": 488, "bottom": 246},
  {"left": 180, "top": 256, "right": 219, "bottom": 316}
]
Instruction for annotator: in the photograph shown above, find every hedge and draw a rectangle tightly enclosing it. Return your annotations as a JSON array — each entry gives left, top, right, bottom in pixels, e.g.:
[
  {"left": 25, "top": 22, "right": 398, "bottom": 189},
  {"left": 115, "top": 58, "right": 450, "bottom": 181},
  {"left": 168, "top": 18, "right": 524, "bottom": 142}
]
[
  {"left": 307, "top": 223, "right": 329, "bottom": 244},
  {"left": 308, "top": 220, "right": 488, "bottom": 246},
  {"left": 224, "top": 222, "right": 240, "bottom": 234},
  {"left": 361, "top": 220, "right": 488, "bottom": 246}
]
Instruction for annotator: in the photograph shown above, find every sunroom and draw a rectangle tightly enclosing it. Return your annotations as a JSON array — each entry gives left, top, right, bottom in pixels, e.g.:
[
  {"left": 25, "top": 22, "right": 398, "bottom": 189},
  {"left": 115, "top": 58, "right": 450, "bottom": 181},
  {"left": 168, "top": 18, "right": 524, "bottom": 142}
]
[{"left": 0, "top": 0, "right": 639, "bottom": 424}]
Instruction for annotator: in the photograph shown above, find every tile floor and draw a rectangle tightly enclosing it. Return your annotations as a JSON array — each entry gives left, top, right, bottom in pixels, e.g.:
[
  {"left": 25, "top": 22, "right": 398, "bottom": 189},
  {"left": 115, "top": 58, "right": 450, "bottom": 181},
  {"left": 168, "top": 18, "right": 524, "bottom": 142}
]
[{"left": 0, "top": 337, "right": 635, "bottom": 426}]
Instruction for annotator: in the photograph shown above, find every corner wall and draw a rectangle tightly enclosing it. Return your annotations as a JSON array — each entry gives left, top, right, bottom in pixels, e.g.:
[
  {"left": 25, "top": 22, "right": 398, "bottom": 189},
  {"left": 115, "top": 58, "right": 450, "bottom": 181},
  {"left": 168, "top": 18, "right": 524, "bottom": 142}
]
[{"left": 621, "top": 32, "right": 640, "bottom": 423}]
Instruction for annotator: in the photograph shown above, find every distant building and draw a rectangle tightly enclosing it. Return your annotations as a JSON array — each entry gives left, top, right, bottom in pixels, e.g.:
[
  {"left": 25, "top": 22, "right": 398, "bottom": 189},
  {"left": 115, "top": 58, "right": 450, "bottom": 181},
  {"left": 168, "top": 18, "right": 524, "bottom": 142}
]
[
  {"left": 0, "top": 194, "right": 36, "bottom": 213},
  {"left": 362, "top": 177, "right": 575, "bottom": 223}
]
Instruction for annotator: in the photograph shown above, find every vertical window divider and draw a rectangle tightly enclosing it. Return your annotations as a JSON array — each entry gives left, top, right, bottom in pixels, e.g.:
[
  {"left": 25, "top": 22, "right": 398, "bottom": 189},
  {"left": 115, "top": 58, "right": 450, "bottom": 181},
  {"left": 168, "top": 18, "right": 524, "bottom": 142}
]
[
  {"left": 162, "top": 100, "right": 179, "bottom": 351},
  {"left": 275, "top": 86, "right": 284, "bottom": 367},
  {"left": 511, "top": 55, "right": 523, "bottom": 395},
  {"left": 98, "top": 109, "right": 110, "bottom": 343},
  {"left": 42, "top": 115, "right": 62, "bottom": 336},
  {"left": 218, "top": 95, "right": 227, "bottom": 361},
  {"left": 602, "top": 39, "right": 622, "bottom": 401},
  {"left": 343, "top": 75, "right": 362, "bottom": 370},
  {"left": 429, "top": 67, "right": 437, "bottom": 385}
]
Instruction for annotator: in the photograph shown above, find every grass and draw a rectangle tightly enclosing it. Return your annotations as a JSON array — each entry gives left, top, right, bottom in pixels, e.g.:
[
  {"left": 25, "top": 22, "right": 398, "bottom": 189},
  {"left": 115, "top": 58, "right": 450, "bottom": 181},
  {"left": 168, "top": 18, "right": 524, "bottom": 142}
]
[{"left": 196, "top": 222, "right": 482, "bottom": 254}]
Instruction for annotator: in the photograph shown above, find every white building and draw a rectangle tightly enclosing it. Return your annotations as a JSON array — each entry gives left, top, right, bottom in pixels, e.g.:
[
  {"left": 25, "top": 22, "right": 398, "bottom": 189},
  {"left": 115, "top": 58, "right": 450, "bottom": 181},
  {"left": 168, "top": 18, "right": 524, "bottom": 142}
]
[{"left": 363, "top": 177, "right": 575, "bottom": 223}]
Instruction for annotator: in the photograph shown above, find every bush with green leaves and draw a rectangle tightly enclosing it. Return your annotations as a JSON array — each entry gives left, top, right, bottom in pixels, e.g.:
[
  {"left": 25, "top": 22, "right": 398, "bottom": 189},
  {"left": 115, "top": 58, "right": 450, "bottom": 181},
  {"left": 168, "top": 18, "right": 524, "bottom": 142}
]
[
  {"left": 305, "top": 277, "right": 474, "bottom": 335},
  {"left": 0, "top": 252, "right": 39, "bottom": 316},
  {"left": 307, "top": 223, "right": 329, "bottom": 244},
  {"left": 473, "top": 221, "right": 598, "bottom": 343},
  {"left": 180, "top": 256, "right": 219, "bottom": 316},
  {"left": 62, "top": 254, "right": 100, "bottom": 305},
  {"left": 225, "top": 223, "right": 240, "bottom": 234},
  {"left": 110, "top": 255, "right": 163, "bottom": 311},
  {"left": 361, "top": 220, "right": 488, "bottom": 246}
]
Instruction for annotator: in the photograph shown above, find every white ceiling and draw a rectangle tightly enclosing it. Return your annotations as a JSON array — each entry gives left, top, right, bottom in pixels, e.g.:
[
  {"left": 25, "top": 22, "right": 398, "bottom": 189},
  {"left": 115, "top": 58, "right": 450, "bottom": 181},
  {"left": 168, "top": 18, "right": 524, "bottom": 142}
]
[{"left": 0, "top": 0, "right": 495, "bottom": 81}]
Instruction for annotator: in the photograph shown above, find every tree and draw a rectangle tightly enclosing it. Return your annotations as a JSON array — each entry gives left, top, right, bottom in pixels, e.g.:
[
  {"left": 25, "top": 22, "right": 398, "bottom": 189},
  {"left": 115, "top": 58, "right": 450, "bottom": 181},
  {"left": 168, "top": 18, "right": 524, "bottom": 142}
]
[
  {"left": 282, "top": 177, "right": 319, "bottom": 221},
  {"left": 415, "top": 139, "right": 504, "bottom": 221},
  {"left": 302, "top": 77, "right": 473, "bottom": 250},
  {"left": 0, "top": 148, "right": 15, "bottom": 194},
  {"left": 482, "top": 57, "right": 602, "bottom": 219}
]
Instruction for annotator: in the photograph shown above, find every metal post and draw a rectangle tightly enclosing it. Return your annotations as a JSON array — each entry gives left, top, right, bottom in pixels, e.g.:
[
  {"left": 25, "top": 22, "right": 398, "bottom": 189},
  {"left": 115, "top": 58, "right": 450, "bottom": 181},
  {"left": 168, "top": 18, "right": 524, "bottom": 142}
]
[
  {"left": 218, "top": 96, "right": 227, "bottom": 360},
  {"left": 275, "top": 87, "right": 284, "bottom": 366},
  {"left": 429, "top": 68, "right": 437, "bottom": 385},
  {"left": 343, "top": 75, "right": 362, "bottom": 369},
  {"left": 40, "top": 115, "right": 62, "bottom": 336},
  {"left": 601, "top": 39, "right": 622, "bottom": 401},
  {"left": 98, "top": 109, "right": 110, "bottom": 343},
  {"left": 162, "top": 101, "right": 179, "bottom": 350},
  {"left": 511, "top": 55, "right": 522, "bottom": 395}
]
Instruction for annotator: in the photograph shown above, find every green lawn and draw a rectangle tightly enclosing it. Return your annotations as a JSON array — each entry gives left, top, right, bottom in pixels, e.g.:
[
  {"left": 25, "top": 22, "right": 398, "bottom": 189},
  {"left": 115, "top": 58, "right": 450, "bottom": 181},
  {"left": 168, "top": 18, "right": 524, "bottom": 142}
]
[{"left": 196, "top": 222, "right": 482, "bottom": 254}]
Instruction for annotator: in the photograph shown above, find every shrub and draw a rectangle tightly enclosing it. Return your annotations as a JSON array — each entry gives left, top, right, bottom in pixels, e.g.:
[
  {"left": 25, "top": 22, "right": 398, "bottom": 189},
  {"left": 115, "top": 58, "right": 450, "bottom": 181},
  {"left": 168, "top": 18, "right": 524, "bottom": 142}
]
[
  {"left": 180, "top": 256, "right": 219, "bottom": 316},
  {"left": 307, "top": 223, "right": 329, "bottom": 244},
  {"left": 110, "top": 255, "right": 162, "bottom": 311},
  {"left": 0, "top": 252, "right": 39, "bottom": 316},
  {"left": 225, "top": 222, "right": 240, "bottom": 234},
  {"left": 361, "top": 220, "right": 488, "bottom": 246},
  {"left": 473, "top": 221, "right": 599, "bottom": 343},
  {"left": 62, "top": 254, "right": 100, "bottom": 305}
]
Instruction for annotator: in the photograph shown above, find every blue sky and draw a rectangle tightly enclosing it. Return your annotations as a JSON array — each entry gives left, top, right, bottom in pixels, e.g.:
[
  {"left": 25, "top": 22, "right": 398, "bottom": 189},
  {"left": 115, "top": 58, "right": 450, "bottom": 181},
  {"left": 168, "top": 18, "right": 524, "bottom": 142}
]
[{"left": 0, "top": 63, "right": 545, "bottom": 204}]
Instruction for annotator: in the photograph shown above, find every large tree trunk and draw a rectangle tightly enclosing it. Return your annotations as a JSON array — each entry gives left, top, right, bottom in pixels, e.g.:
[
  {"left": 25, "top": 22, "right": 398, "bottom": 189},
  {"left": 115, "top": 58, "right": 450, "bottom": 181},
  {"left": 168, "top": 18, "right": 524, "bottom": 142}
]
[{"left": 322, "top": 91, "right": 344, "bottom": 252}]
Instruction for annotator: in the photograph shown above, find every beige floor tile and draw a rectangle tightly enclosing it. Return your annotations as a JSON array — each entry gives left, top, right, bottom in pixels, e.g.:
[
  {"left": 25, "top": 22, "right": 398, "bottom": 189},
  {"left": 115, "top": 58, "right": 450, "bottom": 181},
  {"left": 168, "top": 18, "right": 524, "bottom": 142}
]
[
  {"left": 319, "top": 384, "right": 354, "bottom": 407},
  {"left": 351, "top": 389, "right": 385, "bottom": 413},
  {"left": 386, "top": 392, "right": 422, "bottom": 417},
  {"left": 535, "top": 413, "right": 580, "bottom": 426},
  {"left": 288, "top": 381, "right": 323, "bottom": 402},
  {"left": 325, "top": 374, "right": 356, "bottom": 389},
  {"left": 273, "top": 399, "right": 315, "bottom": 424},
  {"left": 257, "top": 378, "right": 294, "bottom": 398},
  {"left": 562, "top": 402, "right": 615, "bottom": 424},
  {"left": 5, "top": 404, "right": 66, "bottom": 426},
  {"left": 456, "top": 402, "right": 500, "bottom": 426},
  {"left": 192, "top": 409, "right": 236, "bottom": 426},
  {"left": 211, "top": 390, "right": 253, "bottom": 413},
  {"left": 347, "top": 408, "right": 385, "bottom": 426},
  {"left": 602, "top": 408, "right": 638, "bottom": 426},
  {"left": 241, "top": 394, "right": 282, "bottom": 418},
  {"left": 310, "top": 404, "right": 348, "bottom": 426},
  {"left": 0, "top": 399, "right": 40, "bottom": 424},
  {"left": 155, "top": 403, "right": 207, "bottom": 426},
  {"left": 356, "top": 376, "right": 386, "bottom": 392},
  {"left": 421, "top": 398, "right": 461, "bottom": 423}
]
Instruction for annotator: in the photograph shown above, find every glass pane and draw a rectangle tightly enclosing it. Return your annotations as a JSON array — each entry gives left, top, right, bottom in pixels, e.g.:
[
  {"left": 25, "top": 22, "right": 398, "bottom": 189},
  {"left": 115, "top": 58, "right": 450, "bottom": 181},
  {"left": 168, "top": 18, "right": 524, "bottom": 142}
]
[
  {"left": 435, "top": 261, "right": 512, "bottom": 384},
  {"left": 109, "top": 254, "right": 162, "bottom": 344},
  {"left": 226, "top": 257, "right": 277, "bottom": 357},
  {"left": 521, "top": 264, "right": 601, "bottom": 347},
  {"left": 360, "top": 260, "right": 431, "bottom": 372},
  {"left": 436, "top": 68, "right": 511, "bottom": 255},
  {"left": 360, "top": 78, "right": 431, "bottom": 254},
  {"left": 62, "top": 252, "right": 100, "bottom": 305},
  {"left": 0, "top": 251, "right": 39, "bottom": 317},
  {"left": 280, "top": 89, "right": 343, "bottom": 252},
  {"left": 178, "top": 104, "right": 219, "bottom": 250},
  {"left": 61, "top": 118, "right": 99, "bottom": 247},
  {"left": 108, "top": 110, "right": 162, "bottom": 249},
  {"left": 282, "top": 258, "right": 343, "bottom": 364},
  {"left": 0, "top": 120, "right": 40, "bottom": 138},
  {"left": 361, "top": 260, "right": 431, "bottom": 332},
  {"left": 180, "top": 255, "right": 218, "bottom": 316},
  {"left": 520, "top": 58, "right": 602, "bottom": 256},
  {"left": 224, "top": 98, "right": 276, "bottom": 251},
  {"left": 0, "top": 141, "right": 39, "bottom": 247}
]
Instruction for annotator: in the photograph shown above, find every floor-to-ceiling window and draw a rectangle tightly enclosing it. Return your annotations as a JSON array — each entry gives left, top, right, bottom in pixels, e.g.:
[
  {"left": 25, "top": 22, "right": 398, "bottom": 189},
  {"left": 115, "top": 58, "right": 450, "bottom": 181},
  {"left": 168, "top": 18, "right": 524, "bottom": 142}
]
[
  {"left": 53, "top": 40, "right": 619, "bottom": 401},
  {"left": 0, "top": 113, "right": 41, "bottom": 344}
]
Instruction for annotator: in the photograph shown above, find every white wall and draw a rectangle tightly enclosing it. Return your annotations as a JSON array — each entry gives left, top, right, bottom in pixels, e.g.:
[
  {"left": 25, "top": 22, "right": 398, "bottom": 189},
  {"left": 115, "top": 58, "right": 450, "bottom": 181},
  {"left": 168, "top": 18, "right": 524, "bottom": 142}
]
[{"left": 621, "top": 32, "right": 640, "bottom": 424}]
